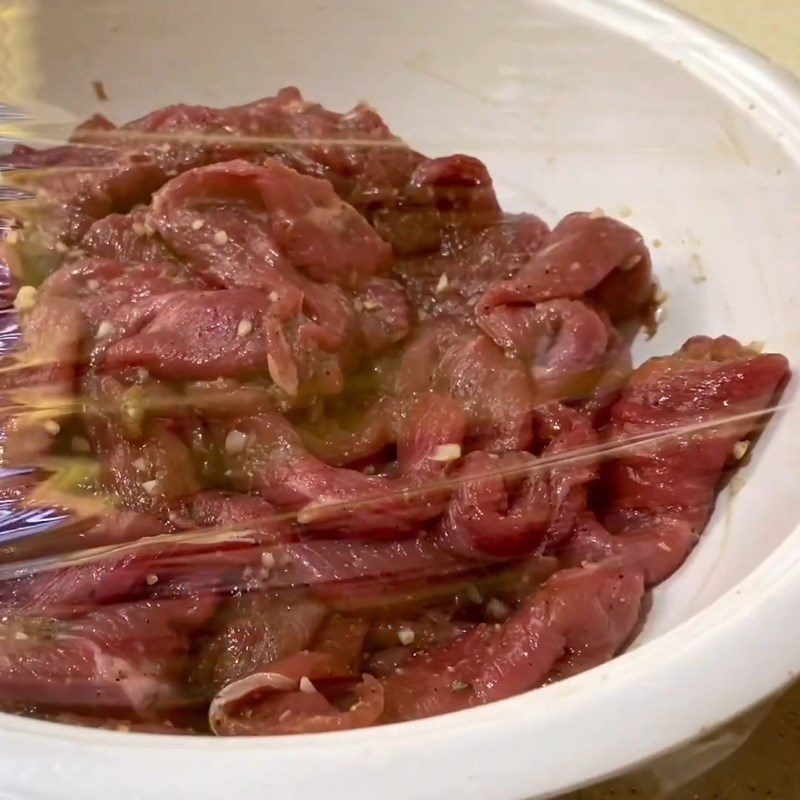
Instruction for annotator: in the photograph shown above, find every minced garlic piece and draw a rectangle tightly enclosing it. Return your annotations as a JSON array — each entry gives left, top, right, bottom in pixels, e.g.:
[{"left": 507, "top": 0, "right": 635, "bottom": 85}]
[
  {"left": 96, "top": 320, "right": 116, "bottom": 338},
  {"left": 225, "top": 429, "right": 248, "bottom": 455},
  {"left": 42, "top": 420, "right": 60, "bottom": 436},
  {"left": 486, "top": 598, "right": 510, "bottom": 620},
  {"left": 13, "top": 285, "right": 37, "bottom": 311},
  {"left": 397, "top": 627, "right": 415, "bottom": 646},
  {"left": 236, "top": 319, "right": 253, "bottom": 338},
  {"left": 732, "top": 440, "right": 749, "bottom": 460},
  {"left": 621, "top": 254, "right": 642, "bottom": 271},
  {"left": 431, "top": 443, "right": 461, "bottom": 462}
]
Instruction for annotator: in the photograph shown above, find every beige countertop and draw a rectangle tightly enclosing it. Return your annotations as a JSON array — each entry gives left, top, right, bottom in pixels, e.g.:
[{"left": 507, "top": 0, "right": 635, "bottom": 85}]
[
  {"left": 669, "top": 0, "right": 800, "bottom": 78},
  {"left": 562, "top": 3, "right": 800, "bottom": 798}
]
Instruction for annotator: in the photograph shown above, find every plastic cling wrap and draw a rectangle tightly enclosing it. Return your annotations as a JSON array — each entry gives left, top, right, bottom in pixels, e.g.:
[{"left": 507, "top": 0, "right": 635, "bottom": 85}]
[
  {"left": 0, "top": 6, "right": 800, "bottom": 800},
  {"left": 0, "top": 81, "right": 791, "bottom": 742}
]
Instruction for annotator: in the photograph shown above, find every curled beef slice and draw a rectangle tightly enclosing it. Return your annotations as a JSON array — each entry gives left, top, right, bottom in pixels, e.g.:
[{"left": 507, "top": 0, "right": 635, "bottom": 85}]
[
  {"left": 479, "top": 212, "right": 653, "bottom": 322},
  {"left": 479, "top": 299, "right": 632, "bottom": 402},
  {"left": 438, "top": 405, "right": 596, "bottom": 560},
  {"left": 372, "top": 154, "right": 501, "bottom": 256},
  {"left": 395, "top": 317, "right": 535, "bottom": 453},
  {"left": 194, "top": 595, "right": 327, "bottom": 693},
  {"left": 150, "top": 159, "right": 391, "bottom": 289},
  {"left": 437, "top": 451, "right": 552, "bottom": 559},
  {"left": 208, "top": 651, "right": 384, "bottom": 736}
]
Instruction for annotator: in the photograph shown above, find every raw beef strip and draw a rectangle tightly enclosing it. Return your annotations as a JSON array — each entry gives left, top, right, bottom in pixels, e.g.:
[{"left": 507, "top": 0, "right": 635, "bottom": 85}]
[
  {"left": 437, "top": 451, "right": 553, "bottom": 559},
  {"left": 479, "top": 212, "right": 653, "bottom": 323},
  {"left": 0, "top": 597, "right": 214, "bottom": 716},
  {"left": 173, "top": 490, "right": 289, "bottom": 547},
  {"left": 353, "top": 278, "right": 412, "bottom": 355},
  {"left": 394, "top": 317, "right": 535, "bottom": 452},
  {"left": 80, "top": 209, "right": 178, "bottom": 263},
  {"left": 380, "top": 564, "right": 644, "bottom": 722},
  {"left": 557, "top": 510, "right": 700, "bottom": 587},
  {"left": 48, "top": 511, "right": 171, "bottom": 557},
  {"left": 95, "top": 418, "right": 200, "bottom": 517},
  {"left": 0, "top": 295, "right": 83, "bottom": 467},
  {"left": 557, "top": 337, "right": 789, "bottom": 586},
  {"left": 264, "top": 537, "right": 479, "bottom": 594},
  {"left": 150, "top": 159, "right": 391, "bottom": 289},
  {"left": 371, "top": 154, "right": 502, "bottom": 256},
  {"left": 602, "top": 336, "right": 789, "bottom": 516},
  {"left": 0, "top": 551, "right": 160, "bottom": 620},
  {"left": 313, "top": 615, "right": 370, "bottom": 674},
  {"left": 103, "top": 289, "right": 287, "bottom": 381},
  {"left": 40, "top": 257, "right": 204, "bottom": 333},
  {"left": 394, "top": 213, "right": 550, "bottom": 320},
  {"left": 217, "top": 398, "right": 464, "bottom": 538}
]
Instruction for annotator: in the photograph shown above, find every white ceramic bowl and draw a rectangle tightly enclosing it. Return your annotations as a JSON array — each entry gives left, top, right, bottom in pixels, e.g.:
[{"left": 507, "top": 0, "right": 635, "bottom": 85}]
[{"left": 1, "top": 1, "right": 799, "bottom": 797}]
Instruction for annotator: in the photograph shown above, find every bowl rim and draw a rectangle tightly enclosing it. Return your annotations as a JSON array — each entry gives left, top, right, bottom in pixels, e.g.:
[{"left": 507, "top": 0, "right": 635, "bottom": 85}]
[{"left": 0, "top": 1, "right": 799, "bottom": 798}]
